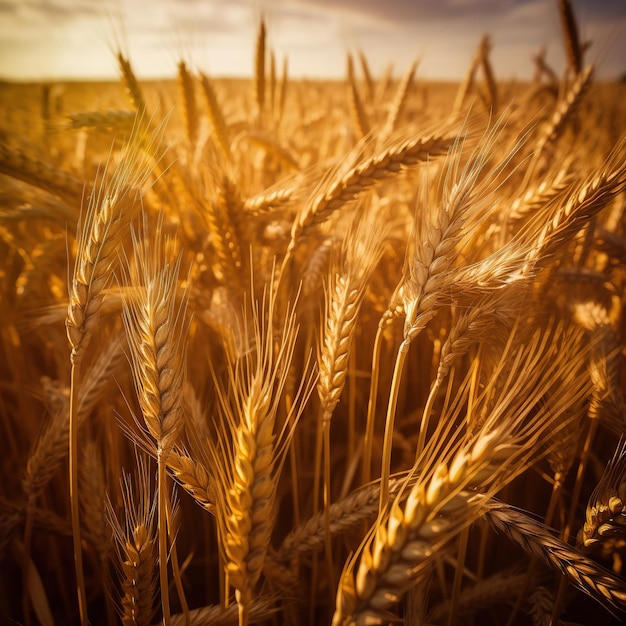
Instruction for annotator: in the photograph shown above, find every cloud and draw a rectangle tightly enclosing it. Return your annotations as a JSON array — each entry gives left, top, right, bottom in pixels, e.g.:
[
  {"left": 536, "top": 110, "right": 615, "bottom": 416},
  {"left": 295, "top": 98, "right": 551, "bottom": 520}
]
[
  {"left": 0, "top": 0, "right": 623, "bottom": 80},
  {"left": 13, "top": 0, "right": 101, "bottom": 23},
  {"left": 288, "top": 0, "right": 526, "bottom": 24}
]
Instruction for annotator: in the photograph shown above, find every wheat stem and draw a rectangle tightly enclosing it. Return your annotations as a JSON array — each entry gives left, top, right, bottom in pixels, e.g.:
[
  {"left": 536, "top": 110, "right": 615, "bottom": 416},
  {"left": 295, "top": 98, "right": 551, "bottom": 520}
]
[
  {"left": 379, "top": 338, "right": 410, "bottom": 511},
  {"left": 69, "top": 361, "right": 88, "bottom": 625}
]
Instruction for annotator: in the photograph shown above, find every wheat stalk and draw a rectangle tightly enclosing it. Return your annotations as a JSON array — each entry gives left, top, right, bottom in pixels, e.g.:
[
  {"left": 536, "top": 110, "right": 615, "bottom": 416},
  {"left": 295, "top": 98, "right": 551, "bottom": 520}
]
[
  {"left": 118, "top": 52, "right": 147, "bottom": 117},
  {"left": 65, "top": 110, "right": 137, "bottom": 134},
  {"left": 254, "top": 18, "right": 266, "bottom": 123},
  {"left": 283, "top": 132, "right": 452, "bottom": 268},
  {"left": 381, "top": 59, "right": 418, "bottom": 142},
  {"left": 122, "top": 213, "right": 190, "bottom": 626},
  {"left": 108, "top": 459, "right": 158, "bottom": 626},
  {"left": 487, "top": 502, "right": 626, "bottom": 611},
  {"left": 427, "top": 570, "right": 528, "bottom": 623},
  {"left": 65, "top": 129, "right": 153, "bottom": 625},
  {"left": 199, "top": 73, "right": 232, "bottom": 163},
  {"left": 334, "top": 318, "right": 593, "bottom": 625},
  {"left": 333, "top": 432, "right": 529, "bottom": 625},
  {"left": 378, "top": 126, "right": 502, "bottom": 507},
  {"left": 346, "top": 53, "right": 370, "bottom": 139},
  {"left": 0, "top": 140, "right": 85, "bottom": 205},
  {"left": 315, "top": 208, "right": 387, "bottom": 591},
  {"left": 558, "top": 0, "right": 582, "bottom": 75},
  {"left": 532, "top": 64, "right": 594, "bottom": 167},
  {"left": 208, "top": 282, "right": 313, "bottom": 626}
]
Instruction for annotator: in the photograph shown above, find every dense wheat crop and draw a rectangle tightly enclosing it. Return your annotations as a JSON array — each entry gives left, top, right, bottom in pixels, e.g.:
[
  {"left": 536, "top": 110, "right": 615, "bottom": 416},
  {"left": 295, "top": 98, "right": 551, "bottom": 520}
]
[{"left": 1, "top": 4, "right": 626, "bottom": 625}]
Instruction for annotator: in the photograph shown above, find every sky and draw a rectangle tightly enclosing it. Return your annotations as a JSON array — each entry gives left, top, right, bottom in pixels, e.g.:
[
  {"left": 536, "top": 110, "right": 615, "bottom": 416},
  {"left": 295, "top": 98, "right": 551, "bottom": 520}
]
[{"left": 0, "top": 0, "right": 624, "bottom": 82}]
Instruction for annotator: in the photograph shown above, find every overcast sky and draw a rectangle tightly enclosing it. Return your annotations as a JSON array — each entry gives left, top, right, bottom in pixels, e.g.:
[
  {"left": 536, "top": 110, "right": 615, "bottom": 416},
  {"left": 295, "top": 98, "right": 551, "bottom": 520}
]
[{"left": 0, "top": 0, "right": 624, "bottom": 82}]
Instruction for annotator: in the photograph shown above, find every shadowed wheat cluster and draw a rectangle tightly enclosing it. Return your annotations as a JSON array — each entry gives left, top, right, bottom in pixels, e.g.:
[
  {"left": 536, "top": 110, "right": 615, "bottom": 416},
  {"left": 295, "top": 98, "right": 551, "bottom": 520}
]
[{"left": 1, "top": 2, "right": 626, "bottom": 625}]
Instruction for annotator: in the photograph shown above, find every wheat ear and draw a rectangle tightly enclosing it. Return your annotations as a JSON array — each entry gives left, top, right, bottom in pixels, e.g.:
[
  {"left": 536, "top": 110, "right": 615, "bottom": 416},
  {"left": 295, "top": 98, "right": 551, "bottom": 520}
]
[
  {"left": 275, "top": 476, "right": 407, "bottom": 565},
  {"left": 276, "top": 55, "right": 288, "bottom": 128},
  {"left": 0, "top": 140, "right": 85, "bottom": 205},
  {"left": 532, "top": 46, "right": 559, "bottom": 84},
  {"left": 317, "top": 211, "right": 387, "bottom": 423},
  {"left": 479, "top": 35, "right": 498, "bottom": 114},
  {"left": 167, "top": 449, "right": 215, "bottom": 514},
  {"left": 67, "top": 134, "right": 152, "bottom": 362},
  {"left": 282, "top": 132, "right": 452, "bottom": 273},
  {"left": 65, "top": 110, "right": 137, "bottom": 134},
  {"left": 381, "top": 59, "right": 418, "bottom": 142},
  {"left": 198, "top": 174, "right": 244, "bottom": 287},
  {"left": 558, "top": 0, "right": 582, "bottom": 75},
  {"left": 452, "top": 39, "right": 481, "bottom": 116},
  {"left": 333, "top": 431, "right": 529, "bottom": 625},
  {"left": 346, "top": 53, "right": 370, "bottom": 139},
  {"left": 487, "top": 502, "right": 626, "bottom": 612},
  {"left": 507, "top": 167, "right": 574, "bottom": 225},
  {"left": 177, "top": 60, "right": 198, "bottom": 149},
  {"left": 415, "top": 289, "right": 521, "bottom": 461},
  {"left": 268, "top": 48, "right": 276, "bottom": 122},
  {"left": 122, "top": 214, "right": 189, "bottom": 626},
  {"left": 199, "top": 73, "right": 232, "bottom": 163},
  {"left": 209, "top": 283, "right": 313, "bottom": 626},
  {"left": 529, "top": 146, "right": 626, "bottom": 266},
  {"left": 578, "top": 440, "right": 626, "bottom": 564},
  {"left": 532, "top": 64, "right": 594, "bottom": 167},
  {"left": 23, "top": 336, "right": 124, "bottom": 509},
  {"left": 108, "top": 459, "right": 158, "bottom": 626},
  {"left": 244, "top": 186, "right": 295, "bottom": 214},
  {"left": 118, "top": 52, "right": 147, "bottom": 117},
  {"left": 358, "top": 50, "right": 375, "bottom": 106},
  {"left": 168, "top": 596, "right": 277, "bottom": 626},
  {"left": 254, "top": 18, "right": 266, "bottom": 123}
]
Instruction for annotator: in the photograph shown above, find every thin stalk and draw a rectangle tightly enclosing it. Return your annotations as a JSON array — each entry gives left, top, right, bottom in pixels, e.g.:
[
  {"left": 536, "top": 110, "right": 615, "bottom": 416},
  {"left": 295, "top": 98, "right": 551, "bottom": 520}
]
[
  {"left": 237, "top": 594, "right": 249, "bottom": 626},
  {"left": 505, "top": 471, "right": 564, "bottom": 626},
  {"left": 323, "top": 420, "right": 335, "bottom": 602},
  {"left": 549, "top": 419, "right": 598, "bottom": 625},
  {"left": 22, "top": 497, "right": 35, "bottom": 626},
  {"left": 285, "top": 391, "right": 301, "bottom": 529},
  {"left": 544, "top": 473, "right": 564, "bottom": 528},
  {"left": 416, "top": 379, "right": 441, "bottom": 461},
  {"left": 448, "top": 526, "right": 470, "bottom": 626},
  {"left": 69, "top": 360, "right": 88, "bottom": 626},
  {"left": 363, "top": 321, "right": 386, "bottom": 484},
  {"left": 309, "top": 419, "right": 324, "bottom": 623},
  {"left": 379, "top": 338, "right": 410, "bottom": 511},
  {"left": 158, "top": 453, "right": 171, "bottom": 626},
  {"left": 348, "top": 347, "right": 357, "bottom": 462},
  {"left": 469, "top": 520, "right": 491, "bottom": 626},
  {"left": 166, "top": 498, "right": 190, "bottom": 626}
]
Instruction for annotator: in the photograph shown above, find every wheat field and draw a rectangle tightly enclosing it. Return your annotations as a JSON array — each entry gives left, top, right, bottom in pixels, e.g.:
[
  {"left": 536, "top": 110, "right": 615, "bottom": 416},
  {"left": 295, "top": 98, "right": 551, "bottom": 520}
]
[{"left": 1, "top": 3, "right": 626, "bottom": 626}]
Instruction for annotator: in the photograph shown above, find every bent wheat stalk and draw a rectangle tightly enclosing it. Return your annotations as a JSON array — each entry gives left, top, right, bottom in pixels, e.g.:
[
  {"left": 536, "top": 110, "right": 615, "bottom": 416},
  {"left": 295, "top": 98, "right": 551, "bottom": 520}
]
[
  {"left": 334, "top": 320, "right": 592, "bottom": 625},
  {"left": 487, "top": 502, "right": 626, "bottom": 611},
  {"left": 122, "top": 214, "right": 190, "bottom": 626},
  {"left": 280, "top": 132, "right": 452, "bottom": 279}
]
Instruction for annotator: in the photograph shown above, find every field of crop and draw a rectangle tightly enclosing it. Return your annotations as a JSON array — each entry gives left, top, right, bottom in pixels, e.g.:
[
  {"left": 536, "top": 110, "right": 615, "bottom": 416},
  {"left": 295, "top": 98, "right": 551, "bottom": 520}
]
[{"left": 1, "top": 4, "right": 626, "bottom": 625}]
